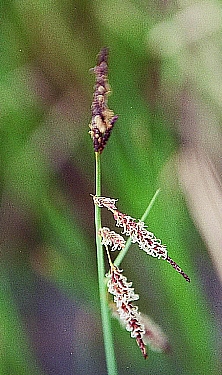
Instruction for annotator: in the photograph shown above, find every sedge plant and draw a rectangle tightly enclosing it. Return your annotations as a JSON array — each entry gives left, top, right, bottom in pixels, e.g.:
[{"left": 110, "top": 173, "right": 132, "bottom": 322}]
[{"left": 89, "top": 48, "right": 190, "bottom": 375}]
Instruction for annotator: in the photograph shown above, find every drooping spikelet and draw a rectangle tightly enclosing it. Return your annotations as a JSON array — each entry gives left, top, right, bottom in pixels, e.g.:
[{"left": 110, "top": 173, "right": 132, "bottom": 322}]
[
  {"left": 109, "top": 302, "right": 170, "bottom": 354},
  {"left": 91, "top": 195, "right": 118, "bottom": 211},
  {"left": 100, "top": 226, "right": 170, "bottom": 358},
  {"left": 89, "top": 48, "right": 118, "bottom": 153},
  {"left": 92, "top": 195, "right": 190, "bottom": 282},
  {"left": 99, "top": 227, "right": 126, "bottom": 251},
  {"left": 112, "top": 210, "right": 167, "bottom": 260},
  {"left": 107, "top": 265, "right": 148, "bottom": 359}
]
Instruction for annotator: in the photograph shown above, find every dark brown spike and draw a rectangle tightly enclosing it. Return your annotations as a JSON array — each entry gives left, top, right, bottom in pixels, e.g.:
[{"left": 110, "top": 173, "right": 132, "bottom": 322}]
[
  {"left": 89, "top": 48, "right": 118, "bottom": 153},
  {"left": 97, "top": 47, "right": 109, "bottom": 65}
]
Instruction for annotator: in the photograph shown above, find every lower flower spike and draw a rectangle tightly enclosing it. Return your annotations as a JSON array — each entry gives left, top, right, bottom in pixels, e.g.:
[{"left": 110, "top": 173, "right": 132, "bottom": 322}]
[{"left": 107, "top": 264, "right": 148, "bottom": 359}]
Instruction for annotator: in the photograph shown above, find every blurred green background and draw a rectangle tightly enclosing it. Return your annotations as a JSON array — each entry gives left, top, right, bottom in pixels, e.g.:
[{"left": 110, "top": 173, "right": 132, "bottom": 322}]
[{"left": 0, "top": 1, "right": 221, "bottom": 374}]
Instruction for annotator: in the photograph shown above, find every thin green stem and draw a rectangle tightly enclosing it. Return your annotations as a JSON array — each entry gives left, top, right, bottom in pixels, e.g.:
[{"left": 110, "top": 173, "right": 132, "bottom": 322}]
[
  {"left": 114, "top": 188, "right": 161, "bottom": 268},
  {"left": 94, "top": 152, "right": 118, "bottom": 375}
]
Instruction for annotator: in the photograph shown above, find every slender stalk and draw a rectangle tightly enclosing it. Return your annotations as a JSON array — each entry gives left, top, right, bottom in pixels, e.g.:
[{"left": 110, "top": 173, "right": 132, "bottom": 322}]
[
  {"left": 94, "top": 152, "right": 118, "bottom": 375},
  {"left": 114, "top": 188, "right": 161, "bottom": 267}
]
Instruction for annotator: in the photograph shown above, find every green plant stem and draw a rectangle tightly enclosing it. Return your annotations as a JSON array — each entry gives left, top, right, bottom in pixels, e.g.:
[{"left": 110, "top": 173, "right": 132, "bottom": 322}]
[
  {"left": 114, "top": 188, "right": 161, "bottom": 268},
  {"left": 94, "top": 152, "right": 118, "bottom": 375}
]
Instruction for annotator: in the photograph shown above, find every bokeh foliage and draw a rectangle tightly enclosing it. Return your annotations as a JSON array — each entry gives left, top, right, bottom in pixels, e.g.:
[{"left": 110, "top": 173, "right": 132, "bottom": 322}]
[{"left": 0, "top": 1, "right": 221, "bottom": 374}]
